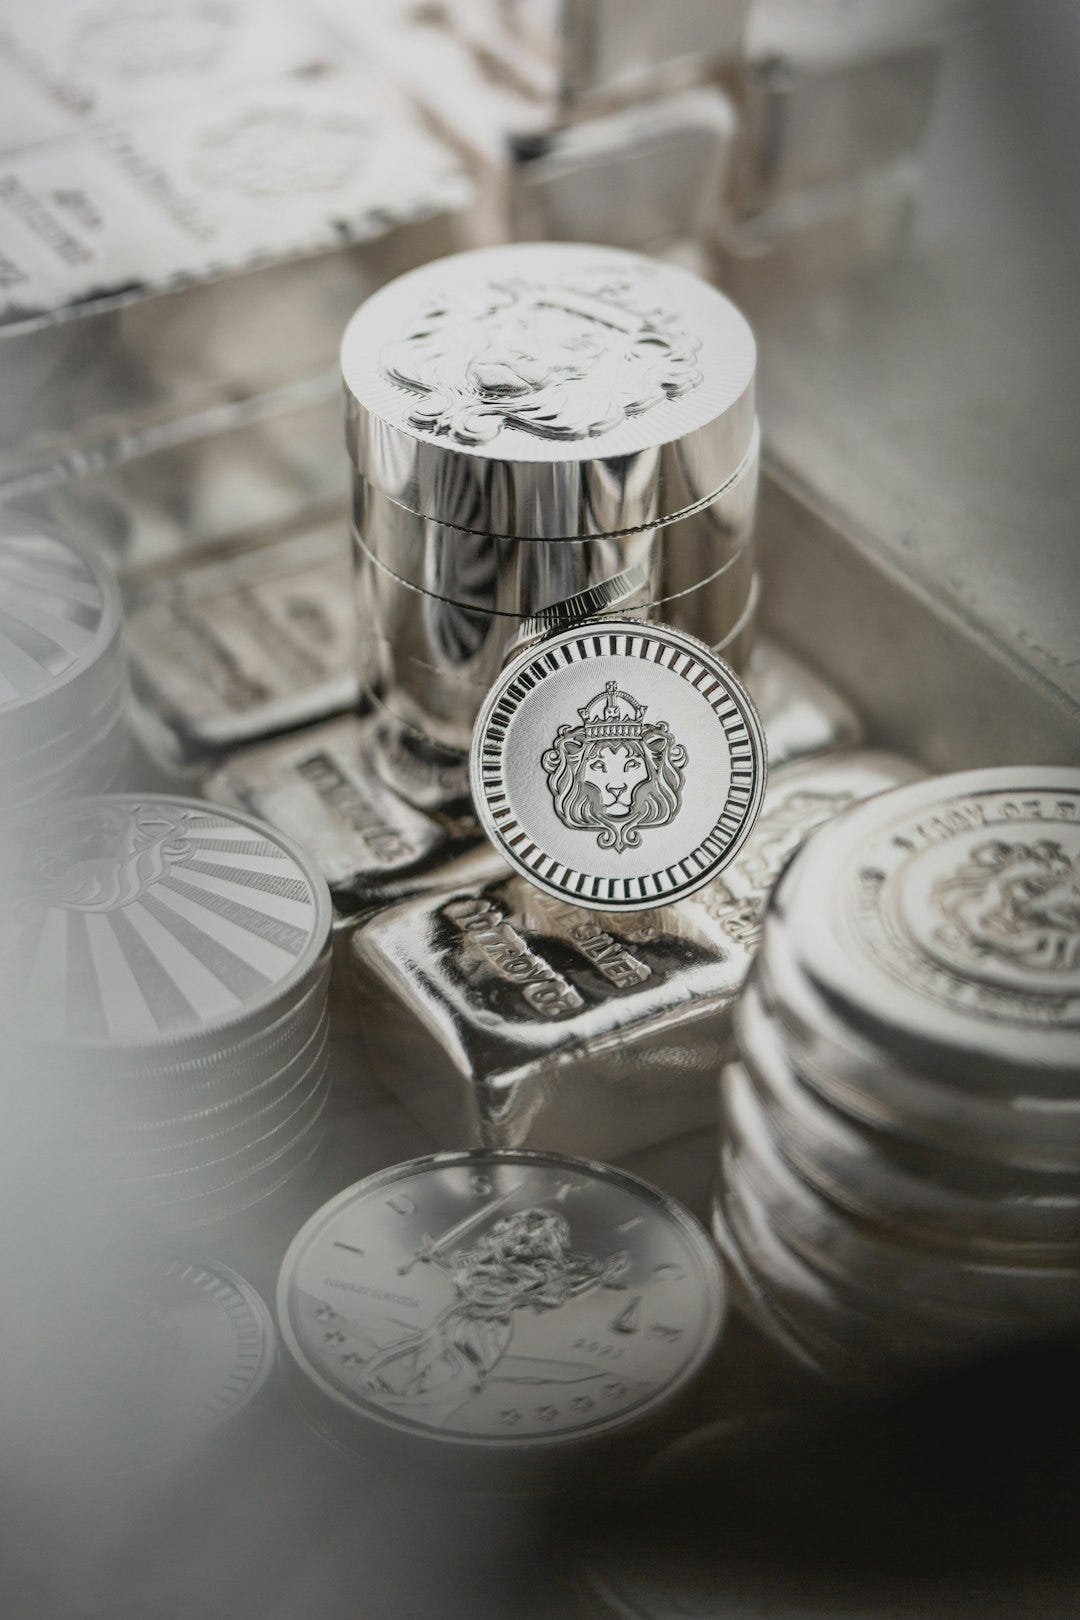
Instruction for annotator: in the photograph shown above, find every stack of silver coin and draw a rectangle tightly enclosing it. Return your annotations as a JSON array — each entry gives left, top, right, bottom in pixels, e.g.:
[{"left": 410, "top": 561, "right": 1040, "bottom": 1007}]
[
  {"left": 0, "top": 525, "right": 129, "bottom": 820},
  {"left": 0, "top": 794, "right": 334, "bottom": 1232},
  {"left": 713, "top": 767, "right": 1080, "bottom": 1385},
  {"left": 343, "top": 240, "right": 760, "bottom": 795}
]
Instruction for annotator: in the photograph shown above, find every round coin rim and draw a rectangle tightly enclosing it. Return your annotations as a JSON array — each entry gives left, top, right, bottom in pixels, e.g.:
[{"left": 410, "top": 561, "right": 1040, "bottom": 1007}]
[
  {"left": 0, "top": 529, "right": 123, "bottom": 720},
  {"left": 775, "top": 767, "right": 1080, "bottom": 1077},
  {"left": 8, "top": 792, "right": 334, "bottom": 1056},
  {"left": 470, "top": 618, "right": 768, "bottom": 911},
  {"left": 276, "top": 1147, "right": 727, "bottom": 1451}
]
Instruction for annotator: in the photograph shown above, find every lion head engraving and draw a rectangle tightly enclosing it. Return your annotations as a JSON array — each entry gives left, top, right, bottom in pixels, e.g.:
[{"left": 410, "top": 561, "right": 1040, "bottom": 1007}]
[
  {"left": 541, "top": 681, "right": 688, "bottom": 854},
  {"left": 932, "top": 838, "right": 1080, "bottom": 975},
  {"left": 381, "top": 268, "right": 703, "bottom": 447}
]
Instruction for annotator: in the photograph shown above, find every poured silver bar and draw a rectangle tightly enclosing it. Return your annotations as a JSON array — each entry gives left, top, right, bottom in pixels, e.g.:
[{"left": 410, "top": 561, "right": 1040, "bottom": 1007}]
[
  {"left": 744, "top": 636, "right": 862, "bottom": 771},
  {"left": 124, "top": 516, "right": 356, "bottom": 766},
  {"left": 350, "top": 751, "right": 921, "bottom": 1157},
  {"left": 506, "top": 88, "right": 738, "bottom": 252},
  {"left": 15, "top": 374, "right": 344, "bottom": 577},
  {"left": 0, "top": 66, "right": 472, "bottom": 485},
  {"left": 204, "top": 711, "right": 506, "bottom": 923}
]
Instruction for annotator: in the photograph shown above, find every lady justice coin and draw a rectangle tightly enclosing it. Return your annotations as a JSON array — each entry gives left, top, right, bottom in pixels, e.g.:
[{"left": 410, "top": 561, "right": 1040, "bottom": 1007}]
[
  {"left": 277, "top": 1149, "right": 725, "bottom": 1453},
  {"left": 469, "top": 618, "right": 767, "bottom": 909}
]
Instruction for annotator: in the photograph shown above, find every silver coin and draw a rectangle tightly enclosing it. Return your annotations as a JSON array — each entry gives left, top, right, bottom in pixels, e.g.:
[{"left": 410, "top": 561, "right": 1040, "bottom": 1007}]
[
  {"left": 2, "top": 1253, "right": 274, "bottom": 1472},
  {"left": 277, "top": 1149, "right": 725, "bottom": 1450},
  {"left": 342, "top": 241, "right": 756, "bottom": 539},
  {"left": 1, "top": 793, "right": 333, "bottom": 1068},
  {"left": 777, "top": 768, "right": 1080, "bottom": 1083},
  {"left": 470, "top": 618, "right": 767, "bottom": 910}
]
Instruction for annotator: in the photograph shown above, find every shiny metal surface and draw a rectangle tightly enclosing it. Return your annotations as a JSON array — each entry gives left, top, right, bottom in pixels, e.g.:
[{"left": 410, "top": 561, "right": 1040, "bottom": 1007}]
[
  {"left": 351, "top": 752, "right": 920, "bottom": 1156},
  {"left": 354, "top": 440, "right": 758, "bottom": 613},
  {"left": 470, "top": 619, "right": 767, "bottom": 909},
  {"left": 736, "top": 978, "right": 1080, "bottom": 1257},
  {"left": 0, "top": 69, "right": 472, "bottom": 486},
  {"left": 1, "top": 794, "right": 333, "bottom": 1065},
  {"left": 342, "top": 242, "right": 756, "bottom": 537},
  {"left": 204, "top": 712, "right": 505, "bottom": 918},
  {"left": 732, "top": 42, "right": 940, "bottom": 216},
  {"left": 356, "top": 537, "right": 758, "bottom": 754},
  {"left": 277, "top": 1149, "right": 725, "bottom": 1453},
  {"left": 14, "top": 376, "right": 346, "bottom": 576},
  {"left": 776, "top": 768, "right": 1080, "bottom": 1083},
  {"left": 744, "top": 635, "right": 862, "bottom": 770},
  {"left": 125, "top": 520, "right": 356, "bottom": 760},
  {"left": 508, "top": 88, "right": 737, "bottom": 252}
]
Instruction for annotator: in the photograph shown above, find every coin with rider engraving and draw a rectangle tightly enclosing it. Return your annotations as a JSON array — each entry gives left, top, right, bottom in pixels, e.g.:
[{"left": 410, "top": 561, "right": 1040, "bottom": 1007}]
[
  {"left": 470, "top": 619, "right": 767, "bottom": 910},
  {"left": 277, "top": 1149, "right": 725, "bottom": 1454}
]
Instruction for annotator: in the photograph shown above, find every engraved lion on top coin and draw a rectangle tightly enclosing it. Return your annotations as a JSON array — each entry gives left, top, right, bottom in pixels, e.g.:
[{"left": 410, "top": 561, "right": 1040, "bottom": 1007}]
[
  {"left": 542, "top": 681, "right": 688, "bottom": 854},
  {"left": 932, "top": 838, "right": 1080, "bottom": 974},
  {"left": 381, "top": 268, "right": 703, "bottom": 446}
]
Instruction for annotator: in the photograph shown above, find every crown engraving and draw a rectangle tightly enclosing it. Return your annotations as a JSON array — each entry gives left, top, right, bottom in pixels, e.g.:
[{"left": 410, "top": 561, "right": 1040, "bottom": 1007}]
[
  {"left": 381, "top": 266, "right": 704, "bottom": 447},
  {"left": 542, "top": 682, "right": 688, "bottom": 854}
]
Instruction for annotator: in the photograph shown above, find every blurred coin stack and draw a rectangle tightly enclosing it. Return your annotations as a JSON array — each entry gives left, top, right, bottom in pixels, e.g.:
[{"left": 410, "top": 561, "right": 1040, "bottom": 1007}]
[
  {"left": 0, "top": 794, "right": 334, "bottom": 1233},
  {"left": 712, "top": 767, "right": 1080, "bottom": 1386},
  {"left": 0, "top": 524, "right": 130, "bottom": 821}
]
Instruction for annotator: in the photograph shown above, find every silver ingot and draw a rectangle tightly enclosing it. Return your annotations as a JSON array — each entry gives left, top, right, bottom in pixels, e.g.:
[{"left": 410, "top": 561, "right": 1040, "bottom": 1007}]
[
  {"left": 342, "top": 242, "right": 756, "bottom": 538},
  {"left": 507, "top": 89, "right": 738, "bottom": 252},
  {"left": 470, "top": 618, "right": 767, "bottom": 910},
  {"left": 0, "top": 69, "right": 472, "bottom": 488},
  {"left": 771, "top": 767, "right": 1080, "bottom": 1090},
  {"left": 351, "top": 752, "right": 921, "bottom": 1156},
  {"left": 125, "top": 520, "right": 357, "bottom": 762},
  {"left": 204, "top": 712, "right": 505, "bottom": 919},
  {"left": 0, "top": 525, "right": 128, "bottom": 811},
  {"left": 744, "top": 636, "right": 862, "bottom": 771},
  {"left": 276, "top": 1149, "right": 725, "bottom": 1473}
]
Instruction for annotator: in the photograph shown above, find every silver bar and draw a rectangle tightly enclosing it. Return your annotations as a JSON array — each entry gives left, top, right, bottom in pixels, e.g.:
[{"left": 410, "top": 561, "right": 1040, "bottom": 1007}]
[
  {"left": 0, "top": 66, "right": 472, "bottom": 485},
  {"left": 124, "top": 516, "right": 357, "bottom": 763},
  {"left": 349, "top": 749, "right": 922, "bottom": 1158}
]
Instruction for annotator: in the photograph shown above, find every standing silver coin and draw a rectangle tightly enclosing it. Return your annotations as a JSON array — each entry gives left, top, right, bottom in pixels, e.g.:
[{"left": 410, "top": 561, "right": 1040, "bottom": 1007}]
[
  {"left": 277, "top": 1149, "right": 725, "bottom": 1451},
  {"left": 470, "top": 619, "right": 767, "bottom": 910}
]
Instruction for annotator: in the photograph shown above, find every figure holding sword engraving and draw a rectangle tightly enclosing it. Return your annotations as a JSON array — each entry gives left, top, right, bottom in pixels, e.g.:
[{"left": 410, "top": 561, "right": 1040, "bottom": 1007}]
[{"left": 360, "top": 1198, "right": 631, "bottom": 1411}]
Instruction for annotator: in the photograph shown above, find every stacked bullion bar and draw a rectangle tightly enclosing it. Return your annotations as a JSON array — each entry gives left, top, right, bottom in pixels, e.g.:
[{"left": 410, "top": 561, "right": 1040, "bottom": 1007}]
[
  {"left": 367, "top": 0, "right": 744, "bottom": 257},
  {"left": 0, "top": 794, "right": 334, "bottom": 1233},
  {"left": 713, "top": 767, "right": 1080, "bottom": 1386},
  {"left": 0, "top": 524, "right": 129, "bottom": 817}
]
